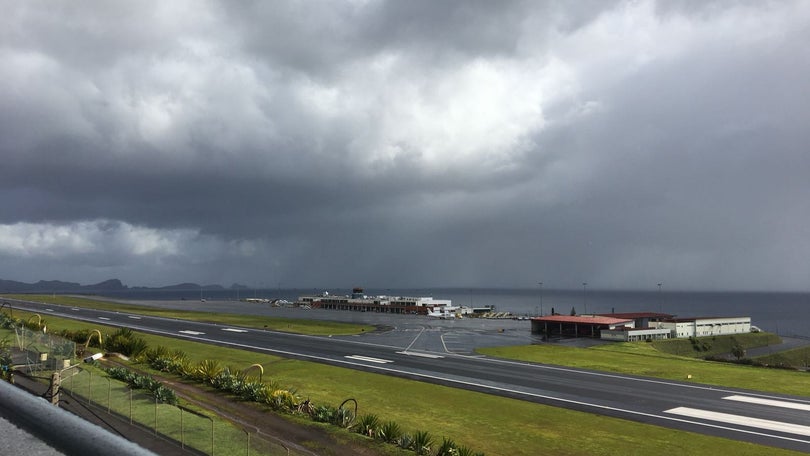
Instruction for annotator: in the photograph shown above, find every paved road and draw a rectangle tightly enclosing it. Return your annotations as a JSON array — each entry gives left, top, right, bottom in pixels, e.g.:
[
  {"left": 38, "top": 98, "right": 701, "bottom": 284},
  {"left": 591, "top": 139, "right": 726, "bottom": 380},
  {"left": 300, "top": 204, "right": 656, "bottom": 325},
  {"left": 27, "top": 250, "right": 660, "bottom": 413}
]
[{"left": 6, "top": 298, "right": 810, "bottom": 453}]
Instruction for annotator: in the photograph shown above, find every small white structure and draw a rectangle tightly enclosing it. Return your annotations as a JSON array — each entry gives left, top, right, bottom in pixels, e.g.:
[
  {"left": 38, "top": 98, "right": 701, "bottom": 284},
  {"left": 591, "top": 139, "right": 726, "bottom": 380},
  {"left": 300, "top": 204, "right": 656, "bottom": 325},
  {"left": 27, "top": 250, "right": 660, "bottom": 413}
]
[
  {"left": 660, "top": 317, "right": 751, "bottom": 338},
  {"left": 601, "top": 327, "right": 673, "bottom": 342}
]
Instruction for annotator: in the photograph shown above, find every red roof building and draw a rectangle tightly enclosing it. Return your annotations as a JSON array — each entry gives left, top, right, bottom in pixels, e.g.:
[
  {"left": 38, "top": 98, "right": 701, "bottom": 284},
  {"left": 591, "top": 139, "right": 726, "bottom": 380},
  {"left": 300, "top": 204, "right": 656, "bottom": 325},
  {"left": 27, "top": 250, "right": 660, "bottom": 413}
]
[{"left": 530, "top": 315, "right": 634, "bottom": 338}]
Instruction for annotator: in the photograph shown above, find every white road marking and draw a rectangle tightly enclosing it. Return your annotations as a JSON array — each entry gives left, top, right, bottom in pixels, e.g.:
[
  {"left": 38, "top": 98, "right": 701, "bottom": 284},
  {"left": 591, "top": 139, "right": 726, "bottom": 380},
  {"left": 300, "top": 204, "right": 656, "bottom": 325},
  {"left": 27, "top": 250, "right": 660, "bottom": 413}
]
[
  {"left": 665, "top": 407, "right": 810, "bottom": 437},
  {"left": 179, "top": 330, "right": 205, "bottom": 335},
  {"left": 397, "top": 351, "right": 444, "bottom": 359},
  {"left": 128, "top": 315, "right": 142, "bottom": 320},
  {"left": 222, "top": 328, "right": 248, "bottom": 333},
  {"left": 724, "top": 395, "right": 810, "bottom": 411},
  {"left": 345, "top": 355, "right": 393, "bottom": 364},
  {"left": 45, "top": 308, "right": 53, "bottom": 312},
  {"left": 71, "top": 308, "right": 80, "bottom": 311},
  {"left": 98, "top": 317, "right": 110, "bottom": 320}
]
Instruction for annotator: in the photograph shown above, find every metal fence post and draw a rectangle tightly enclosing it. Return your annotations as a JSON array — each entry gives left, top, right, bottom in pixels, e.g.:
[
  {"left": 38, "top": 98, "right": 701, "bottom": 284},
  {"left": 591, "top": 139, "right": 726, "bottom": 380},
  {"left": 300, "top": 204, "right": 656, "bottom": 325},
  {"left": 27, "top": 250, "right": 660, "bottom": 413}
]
[
  {"left": 243, "top": 428, "right": 250, "bottom": 456},
  {"left": 87, "top": 371, "right": 92, "bottom": 405},
  {"left": 211, "top": 416, "right": 215, "bottom": 456},
  {"left": 180, "top": 408, "right": 184, "bottom": 449},
  {"left": 129, "top": 388, "right": 133, "bottom": 424},
  {"left": 154, "top": 396, "right": 158, "bottom": 435},
  {"left": 107, "top": 377, "right": 111, "bottom": 414}
]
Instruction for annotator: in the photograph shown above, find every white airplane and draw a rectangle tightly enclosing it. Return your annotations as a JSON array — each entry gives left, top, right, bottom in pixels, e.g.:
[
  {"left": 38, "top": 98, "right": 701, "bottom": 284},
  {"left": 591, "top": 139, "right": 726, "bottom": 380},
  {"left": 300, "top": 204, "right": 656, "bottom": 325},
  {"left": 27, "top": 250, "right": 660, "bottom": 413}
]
[{"left": 427, "top": 309, "right": 455, "bottom": 319}]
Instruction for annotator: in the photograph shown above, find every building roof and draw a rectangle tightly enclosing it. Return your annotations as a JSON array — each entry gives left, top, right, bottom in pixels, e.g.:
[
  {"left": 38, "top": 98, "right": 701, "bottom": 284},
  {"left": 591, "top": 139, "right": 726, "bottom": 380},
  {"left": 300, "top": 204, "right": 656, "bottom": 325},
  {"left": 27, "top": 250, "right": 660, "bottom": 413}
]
[
  {"left": 531, "top": 315, "right": 634, "bottom": 325},
  {"left": 665, "top": 316, "right": 750, "bottom": 323},
  {"left": 597, "top": 312, "right": 673, "bottom": 319}
]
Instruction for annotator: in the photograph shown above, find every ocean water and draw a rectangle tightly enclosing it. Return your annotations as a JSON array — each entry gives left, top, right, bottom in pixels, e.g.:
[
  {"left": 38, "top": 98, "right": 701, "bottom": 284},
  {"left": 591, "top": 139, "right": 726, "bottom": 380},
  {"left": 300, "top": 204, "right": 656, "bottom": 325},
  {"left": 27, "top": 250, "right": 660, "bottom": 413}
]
[{"left": 97, "top": 287, "right": 810, "bottom": 338}]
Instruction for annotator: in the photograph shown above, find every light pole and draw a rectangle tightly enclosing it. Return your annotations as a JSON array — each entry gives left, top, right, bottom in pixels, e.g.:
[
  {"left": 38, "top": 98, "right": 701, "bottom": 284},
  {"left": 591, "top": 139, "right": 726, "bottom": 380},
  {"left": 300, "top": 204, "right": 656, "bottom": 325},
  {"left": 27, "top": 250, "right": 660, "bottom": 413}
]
[
  {"left": 538, "top": 282, "right": 543, "bottom": 316},
  {"left": 657, "top": 283, "right": 663, "bottom": 314},
  {"left": 582, "top": 282, "right": 588, "bottom": 315}
]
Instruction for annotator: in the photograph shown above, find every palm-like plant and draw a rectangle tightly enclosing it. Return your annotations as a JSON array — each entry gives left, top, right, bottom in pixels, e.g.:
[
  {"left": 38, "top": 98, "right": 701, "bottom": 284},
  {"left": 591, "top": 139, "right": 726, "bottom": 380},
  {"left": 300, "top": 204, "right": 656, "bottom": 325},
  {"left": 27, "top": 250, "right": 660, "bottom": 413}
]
[
  {"left": 411, "top": 430, "right": 433, "bottom": 455},
  {"left": 435, "top": 437, "right": 458, "bottom": 456},
  {"left": 355, "top": 414, "right": 379, "bottom": 437},
  {"left": 195, "top": 359, "right": 223, "bottom": 384},
  {"left": 376, "top": 421, "right": 402, "bottom": 443}
]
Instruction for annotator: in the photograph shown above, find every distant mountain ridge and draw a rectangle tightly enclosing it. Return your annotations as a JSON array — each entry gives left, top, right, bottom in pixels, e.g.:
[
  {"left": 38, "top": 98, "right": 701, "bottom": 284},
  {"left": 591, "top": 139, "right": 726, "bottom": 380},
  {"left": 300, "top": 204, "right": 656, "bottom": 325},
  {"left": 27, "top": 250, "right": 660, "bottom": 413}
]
[{"left": 0, "top": 278, "right": 235, "bottom": 293}]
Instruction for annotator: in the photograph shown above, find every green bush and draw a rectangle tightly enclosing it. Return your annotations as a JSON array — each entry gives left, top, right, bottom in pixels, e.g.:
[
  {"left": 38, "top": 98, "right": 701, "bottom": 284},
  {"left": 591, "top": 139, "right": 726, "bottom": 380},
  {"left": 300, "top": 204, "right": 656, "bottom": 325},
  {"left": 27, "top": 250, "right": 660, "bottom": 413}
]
[
  {"left": 411, "top": 430, "right": 433, "bottom": 455},
  {"left": 355, "top": 414, "right": 379, "bottom": 437},
  {"left": 376, "top": 421, "right": 402, "bottom": 443}
]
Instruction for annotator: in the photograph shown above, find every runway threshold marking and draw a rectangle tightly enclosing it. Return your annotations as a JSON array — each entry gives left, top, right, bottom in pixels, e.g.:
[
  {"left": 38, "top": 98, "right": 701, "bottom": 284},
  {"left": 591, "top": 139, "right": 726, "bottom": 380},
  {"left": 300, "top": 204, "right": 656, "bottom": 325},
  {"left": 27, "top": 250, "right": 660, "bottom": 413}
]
[
  {"left": 724, "top": 395, "right": 810, "bottom": 411},
  {"left": 665, "top": 407, "right": 810, "bottom": 436},
  {"left": 222, "top": 328, "right": 248, "bottom": 333},
  {"left": 345, "top": 355, "right": 393, "bottom": 364},
  {"left": 396, "top": 351, "right": 444, "bottom": 359},
  {"left": 179, "top": 330, "right": 205, "bottom": 335}
]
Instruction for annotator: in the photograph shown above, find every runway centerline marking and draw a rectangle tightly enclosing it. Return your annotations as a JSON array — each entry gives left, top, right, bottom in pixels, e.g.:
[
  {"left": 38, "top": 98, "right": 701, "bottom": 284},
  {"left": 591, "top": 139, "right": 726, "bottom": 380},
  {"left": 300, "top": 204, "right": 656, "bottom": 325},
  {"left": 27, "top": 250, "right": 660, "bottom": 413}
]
[
  {"left": 179, "top": 330, "right": 205, "bottom": 335},
  {"left": 222, "top": 328, "right": 249, "bottom": 333},
  {"left": 98, "top": 317, "right": 110, "bottom": 320},
  {"left": 665, "top": 407, "right": 810, "bottom": 436},
  {"left": 345, "top": 355, "right": 393, "bottom": 364},
  {"left": 724, "top": 395, "right": 810, "bottom": 411},
  {"left": 45, "top": 308, "right": 53, "bottom": 312},
  {"left": 128, "top": 316, "right": 142, "bottom": 320},
  {"left": 396, "top": 351, "right": 444, "bottom": 359}
]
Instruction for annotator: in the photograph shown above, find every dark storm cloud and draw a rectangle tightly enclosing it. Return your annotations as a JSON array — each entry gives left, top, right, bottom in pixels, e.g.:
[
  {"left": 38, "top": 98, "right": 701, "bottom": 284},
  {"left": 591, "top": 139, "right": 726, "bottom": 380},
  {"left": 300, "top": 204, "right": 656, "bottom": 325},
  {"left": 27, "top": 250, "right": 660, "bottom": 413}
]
[{"left": 0, "top": 1, "right": 808, "bottom": 290}]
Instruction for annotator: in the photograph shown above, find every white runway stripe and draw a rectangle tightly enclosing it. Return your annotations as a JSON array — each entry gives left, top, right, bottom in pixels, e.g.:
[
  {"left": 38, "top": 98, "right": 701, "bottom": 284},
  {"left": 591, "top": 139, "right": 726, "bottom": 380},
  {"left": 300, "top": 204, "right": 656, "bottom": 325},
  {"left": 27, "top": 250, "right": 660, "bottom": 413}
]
[
  {"left": 345, "top": 355, "right": 393, "bottom": 364},
  {"left": 665, "top": 407, "right": 810, "bottom": 437},
  {"left": 179, "top": 330, "right": 205, "bottom": 335},
  {"left": 724, "top": 395, "right": 810, "bottom": 411},
  {"left": 396, "top": 351, "right": 444, "bottom": 359},
  {"left": 222, "top": 328, "right": 248, "bottom": 333}
]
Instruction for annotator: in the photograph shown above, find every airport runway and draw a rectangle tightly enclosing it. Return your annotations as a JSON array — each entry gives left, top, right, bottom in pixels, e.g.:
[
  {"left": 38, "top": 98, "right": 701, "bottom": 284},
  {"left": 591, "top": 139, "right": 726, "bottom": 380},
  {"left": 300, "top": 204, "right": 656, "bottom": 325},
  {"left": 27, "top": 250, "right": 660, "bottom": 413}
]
[{"left": 6, "top": 298, "right": 810, "bottom": 453}]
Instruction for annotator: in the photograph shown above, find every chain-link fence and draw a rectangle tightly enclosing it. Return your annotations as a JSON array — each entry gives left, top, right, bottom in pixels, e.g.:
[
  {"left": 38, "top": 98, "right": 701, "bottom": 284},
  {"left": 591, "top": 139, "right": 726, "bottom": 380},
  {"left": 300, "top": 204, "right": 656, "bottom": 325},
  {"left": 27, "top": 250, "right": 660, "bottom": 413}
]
[{"left": 61, "top": 368, "right": 294, "bottom": 455}]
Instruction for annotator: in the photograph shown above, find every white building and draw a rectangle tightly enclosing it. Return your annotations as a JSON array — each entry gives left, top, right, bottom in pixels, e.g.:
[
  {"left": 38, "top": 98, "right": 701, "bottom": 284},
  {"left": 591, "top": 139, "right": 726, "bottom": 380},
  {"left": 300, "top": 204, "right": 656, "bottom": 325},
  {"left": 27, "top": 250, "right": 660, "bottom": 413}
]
[{"left": 660, "top": 317, "right": 751, "bottom": 338}]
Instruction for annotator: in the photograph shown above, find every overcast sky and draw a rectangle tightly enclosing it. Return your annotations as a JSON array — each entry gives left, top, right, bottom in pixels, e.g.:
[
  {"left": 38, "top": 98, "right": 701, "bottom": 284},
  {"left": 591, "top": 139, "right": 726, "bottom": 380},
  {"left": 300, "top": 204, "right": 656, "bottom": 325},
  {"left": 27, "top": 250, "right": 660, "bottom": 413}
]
[{"left": 1, "top": 1, "right": 809, "bottom": 291}]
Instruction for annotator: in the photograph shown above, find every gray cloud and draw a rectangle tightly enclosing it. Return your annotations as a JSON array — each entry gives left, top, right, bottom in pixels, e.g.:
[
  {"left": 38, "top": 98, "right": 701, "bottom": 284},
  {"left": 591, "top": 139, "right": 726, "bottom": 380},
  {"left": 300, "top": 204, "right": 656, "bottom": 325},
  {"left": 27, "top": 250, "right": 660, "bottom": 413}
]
[{"left": 0, "top": 1, "right": 808, "bottom": 290}]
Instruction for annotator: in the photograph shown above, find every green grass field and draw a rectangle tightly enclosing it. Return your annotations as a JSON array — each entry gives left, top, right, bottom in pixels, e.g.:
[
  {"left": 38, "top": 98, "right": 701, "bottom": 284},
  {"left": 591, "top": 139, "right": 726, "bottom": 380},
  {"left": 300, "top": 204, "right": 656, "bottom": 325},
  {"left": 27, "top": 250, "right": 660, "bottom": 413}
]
[
  {"left": 3, "top": 304, "right": 809, "bottom": 455},
  {"left": 478, "top": 341, "right": 810, "bottom": 397},
  {"left": 2, "top": 294, "right": 373, "bottom": 335}
]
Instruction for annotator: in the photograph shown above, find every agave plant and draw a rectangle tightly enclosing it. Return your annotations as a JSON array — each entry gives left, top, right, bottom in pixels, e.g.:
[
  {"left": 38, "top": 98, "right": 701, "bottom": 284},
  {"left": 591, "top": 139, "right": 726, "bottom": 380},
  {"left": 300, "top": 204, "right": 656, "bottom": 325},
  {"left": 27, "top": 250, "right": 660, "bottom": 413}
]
[
  {"left": 332, "top": 406, "right": 355, "bottom": 428},
  {"left": 239, "top": 382, "right": 265, "bottom": 402},
  {"left": 312, "top": 405, "right": 337, "bottom": 423},
  {"left": 398, "top": 433, "right": 414, "bottom": 450},
  {"left": 455, "top": 447, "right": 484, "bottom": 456},
  {"left": 195, "top": 359, "right": 223, "bottom": 384},
  {"left": 435, "top": 437, "right": 458, "bottom": 456},
  {"left": 355, "top": 414, "right": 379, "bottom": 437},
  {"left": 411, "top": 430, "right": 433, "bottom": 455},
  {"left": 376, "top": 421, "right": 402, "bottom": 444}
]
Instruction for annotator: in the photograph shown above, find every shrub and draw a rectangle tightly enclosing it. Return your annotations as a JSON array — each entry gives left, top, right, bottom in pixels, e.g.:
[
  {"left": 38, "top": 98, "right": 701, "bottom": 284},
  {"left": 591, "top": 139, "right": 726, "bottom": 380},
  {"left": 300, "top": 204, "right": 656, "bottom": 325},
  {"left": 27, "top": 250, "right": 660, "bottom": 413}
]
[
  {"left": 398, "top": 434, "right": 414, "bottom": 450},
  {"left": 104, "top": 328, "right": 148, "bottom": 357},
  {"left": 376, "top": 421, "right": 402, "bottom": 443},
  {"left": 195, "top": 359, "right": 223, "bottom": 384},
  {"left": 355, "top": 414, "right": 379, "bottom": 437},
  {"left": 105, "top": 367, "right": 178, "bottom": 405},
  {"left": 333, "top": 406, "right": 355, "bottom": 428},
  {"left": 436, "top": 437, "right": 458, "bottom": 456},
  {"left": 411, "top": 430, "right": 433, "bottom": 455}
]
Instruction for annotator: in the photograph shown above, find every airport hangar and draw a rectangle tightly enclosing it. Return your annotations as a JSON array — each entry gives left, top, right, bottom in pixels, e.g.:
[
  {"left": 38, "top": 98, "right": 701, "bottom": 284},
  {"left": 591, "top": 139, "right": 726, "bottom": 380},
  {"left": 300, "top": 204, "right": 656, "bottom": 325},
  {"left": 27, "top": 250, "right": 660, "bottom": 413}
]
[{"left": 531, "top": 313, "right": 752, "bottom": 341}]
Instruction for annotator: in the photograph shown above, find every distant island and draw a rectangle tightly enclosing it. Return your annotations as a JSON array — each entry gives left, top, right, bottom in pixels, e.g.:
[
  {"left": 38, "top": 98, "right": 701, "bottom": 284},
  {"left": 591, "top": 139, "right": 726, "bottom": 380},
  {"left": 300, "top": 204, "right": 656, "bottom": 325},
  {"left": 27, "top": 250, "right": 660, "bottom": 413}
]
[{"left": 0, "top": 278, "right": 245, "bottom": 293}]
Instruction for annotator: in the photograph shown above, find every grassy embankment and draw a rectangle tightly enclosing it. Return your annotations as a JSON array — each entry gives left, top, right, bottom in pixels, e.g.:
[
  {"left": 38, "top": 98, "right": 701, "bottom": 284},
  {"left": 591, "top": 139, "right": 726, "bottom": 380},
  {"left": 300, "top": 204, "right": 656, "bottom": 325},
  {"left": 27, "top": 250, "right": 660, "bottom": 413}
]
[
  {"left": 2, "top": 300, "right": 807, "bottom": 455},
  {"left": 478, "top": 334, "right": 810, "bottom": 397},
  {"left": 2, "top": 294, "right": 373, "bottom": 335}
]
